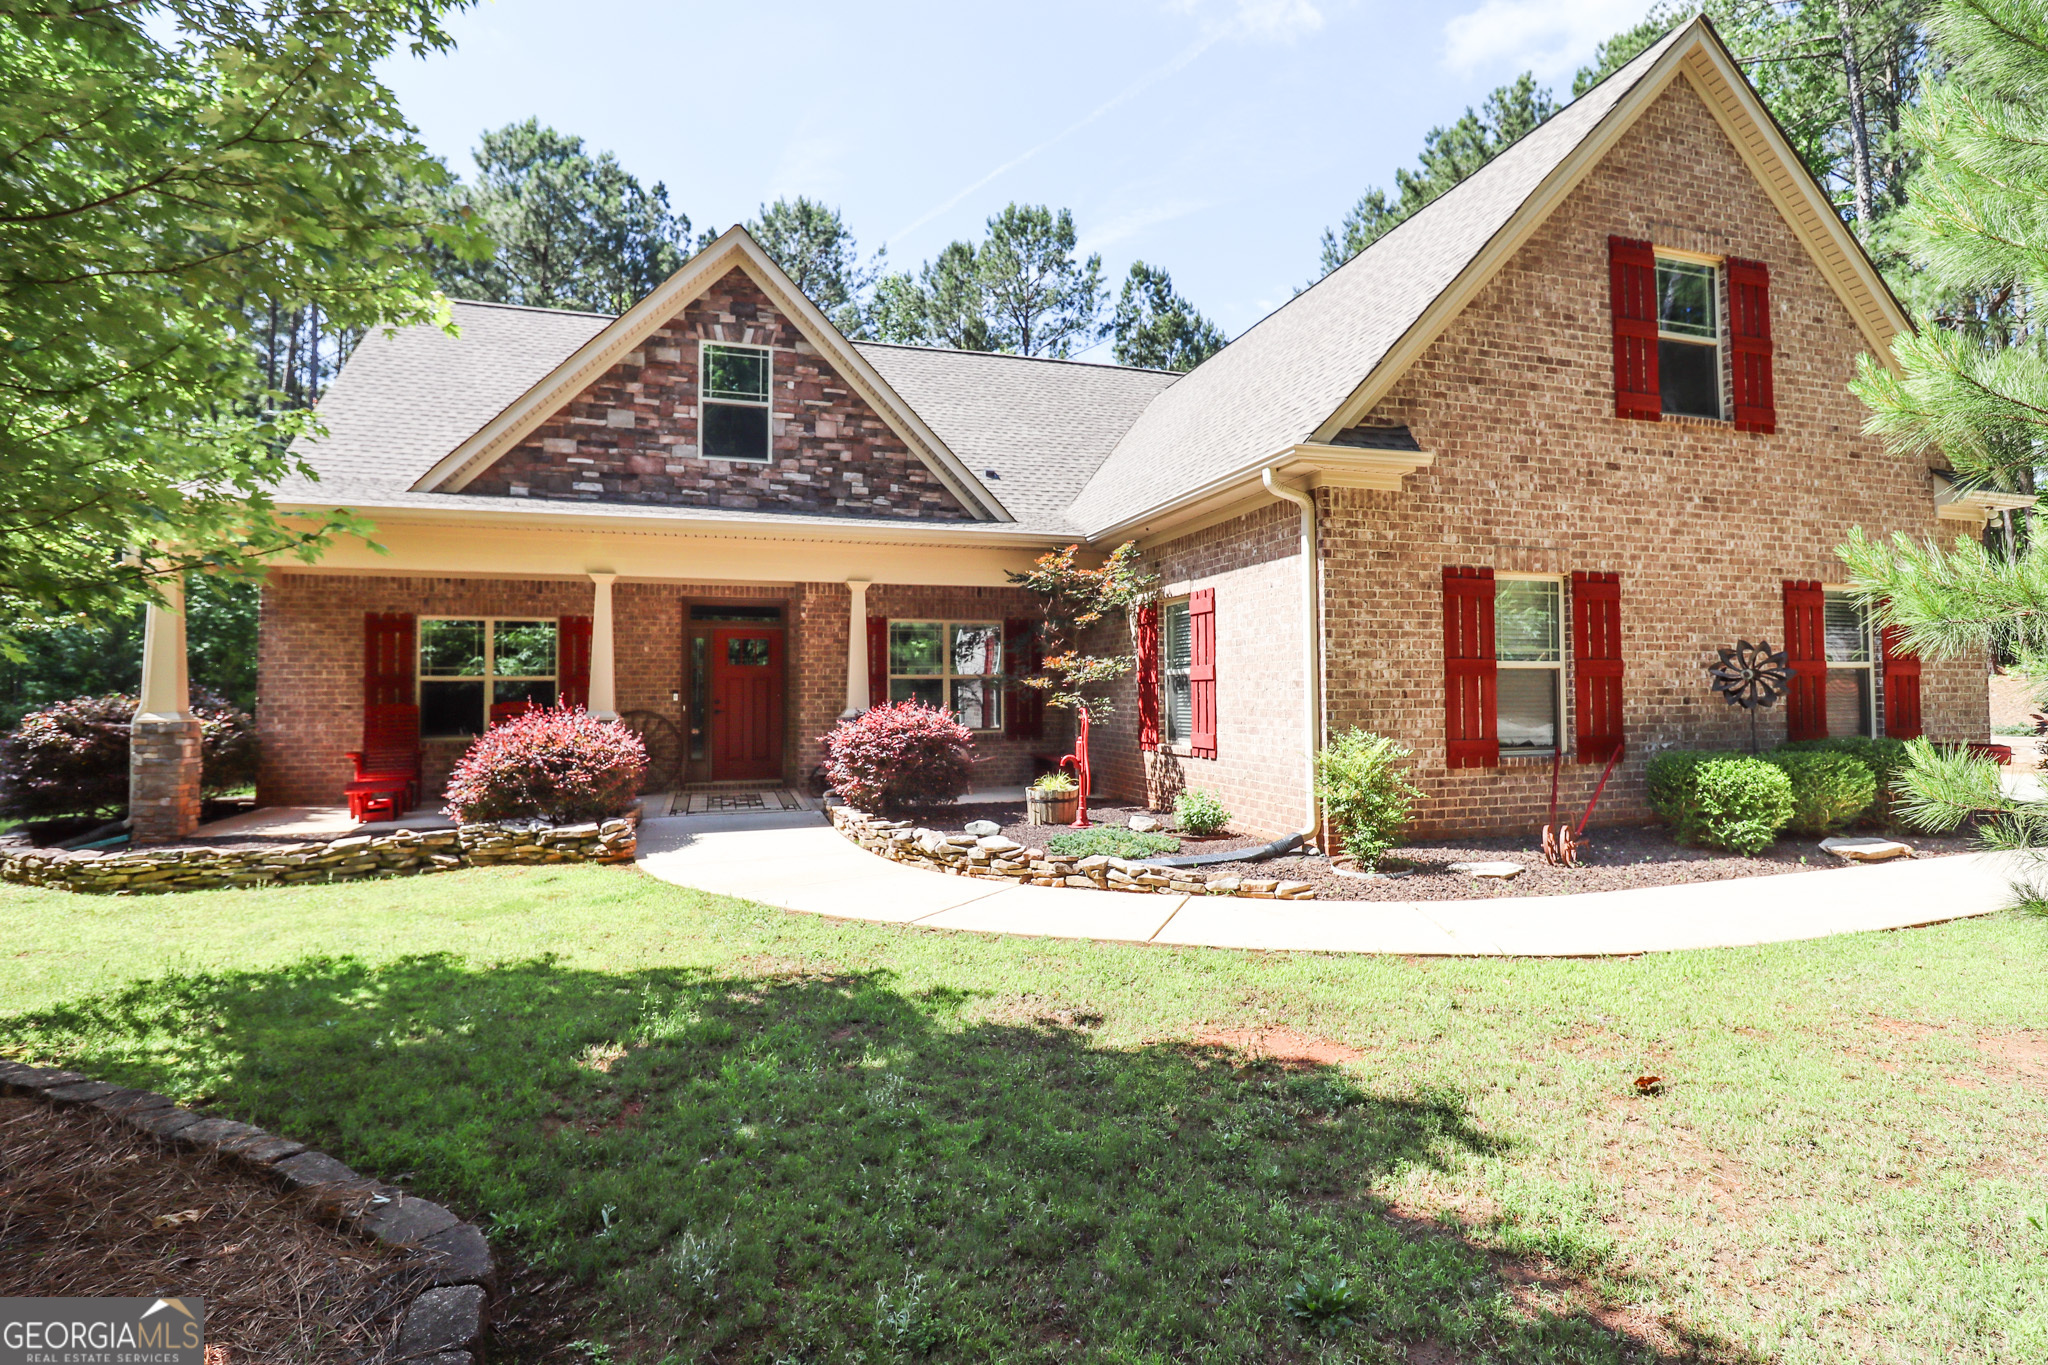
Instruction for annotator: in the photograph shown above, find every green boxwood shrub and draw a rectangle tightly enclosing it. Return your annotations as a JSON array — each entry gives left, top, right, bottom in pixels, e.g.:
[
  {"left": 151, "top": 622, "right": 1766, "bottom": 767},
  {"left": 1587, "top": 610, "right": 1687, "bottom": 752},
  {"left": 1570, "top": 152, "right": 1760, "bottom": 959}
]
[
  {"left": 1775, "top": 736, "right": 1910, "bottom": 822},
  {"left": 1762, "top": 750, "right": 1876, "bottom": 834},
  {"left": 1646, "top": 750, "right": 1796, "bottom": 855},
  {"left": 1172, "top": 788, "right": 1231, "bottom": 837}
]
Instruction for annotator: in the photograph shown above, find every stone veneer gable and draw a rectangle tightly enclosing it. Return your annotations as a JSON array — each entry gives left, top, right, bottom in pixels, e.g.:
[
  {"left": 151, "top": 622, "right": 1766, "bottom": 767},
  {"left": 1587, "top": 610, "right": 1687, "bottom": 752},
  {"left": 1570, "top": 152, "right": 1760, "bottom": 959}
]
[{"left": 468, "top": 267, "right": 973, "bottom": 519}]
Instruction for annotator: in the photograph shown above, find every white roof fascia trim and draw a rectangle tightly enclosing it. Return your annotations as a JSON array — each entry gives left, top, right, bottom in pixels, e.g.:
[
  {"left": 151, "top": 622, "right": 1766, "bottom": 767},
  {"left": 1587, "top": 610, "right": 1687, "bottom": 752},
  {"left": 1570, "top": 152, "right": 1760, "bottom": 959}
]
[
  {"left": 1307, "top": 17, "right": 1909, "bottom": 444},
  {"left": 407, "top": 230, "right": 1010, "bottom": 522},
  {"left": 274, "top": 499, "right": 1061, "bottom": 548},
  {"left": 1084, "top": 442, "right": 1434, "bottom": 543}
]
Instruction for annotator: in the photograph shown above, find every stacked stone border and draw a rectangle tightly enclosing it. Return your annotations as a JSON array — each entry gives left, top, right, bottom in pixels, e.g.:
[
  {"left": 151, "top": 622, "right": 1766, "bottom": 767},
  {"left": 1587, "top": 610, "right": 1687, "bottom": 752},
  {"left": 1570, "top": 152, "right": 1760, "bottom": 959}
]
[
  {"left": 829, "top": 806, "right": 1316, "bottom": 900},
  {"left": 0, "top": 1061, "right": 497, "bottom": 1364},
  {"left": 2, "top": 817, "right": 638, "bottom": 894}
]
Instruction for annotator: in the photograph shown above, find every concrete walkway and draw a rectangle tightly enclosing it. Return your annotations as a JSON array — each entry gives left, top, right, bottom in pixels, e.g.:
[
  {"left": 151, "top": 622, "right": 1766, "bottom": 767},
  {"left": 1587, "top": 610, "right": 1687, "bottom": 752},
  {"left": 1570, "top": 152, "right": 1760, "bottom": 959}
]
[{"left": 634, "top": 812, "right": 2022, "bottom": 957}]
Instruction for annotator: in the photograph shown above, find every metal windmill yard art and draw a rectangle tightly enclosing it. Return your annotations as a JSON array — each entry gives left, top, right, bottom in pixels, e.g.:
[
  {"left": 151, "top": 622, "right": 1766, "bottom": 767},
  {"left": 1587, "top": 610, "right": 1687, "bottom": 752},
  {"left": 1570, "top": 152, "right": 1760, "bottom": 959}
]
[{"left": 1707, "top": 640, "right": 1791, "bottom": 753}]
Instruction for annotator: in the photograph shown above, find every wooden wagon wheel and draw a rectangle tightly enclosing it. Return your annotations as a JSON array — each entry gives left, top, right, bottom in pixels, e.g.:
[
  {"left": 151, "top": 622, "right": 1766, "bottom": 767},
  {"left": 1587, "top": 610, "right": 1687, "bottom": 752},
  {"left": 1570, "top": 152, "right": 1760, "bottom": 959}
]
[{"left": 617, "top": 710, "right": 685, "bottom": 795}]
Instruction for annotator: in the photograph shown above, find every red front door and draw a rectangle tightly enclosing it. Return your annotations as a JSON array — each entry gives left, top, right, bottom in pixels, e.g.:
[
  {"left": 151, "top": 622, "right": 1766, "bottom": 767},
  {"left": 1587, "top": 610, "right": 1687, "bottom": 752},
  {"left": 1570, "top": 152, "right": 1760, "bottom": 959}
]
[{"left": 710, "top": 627, "right": 784, "bottom": 781}]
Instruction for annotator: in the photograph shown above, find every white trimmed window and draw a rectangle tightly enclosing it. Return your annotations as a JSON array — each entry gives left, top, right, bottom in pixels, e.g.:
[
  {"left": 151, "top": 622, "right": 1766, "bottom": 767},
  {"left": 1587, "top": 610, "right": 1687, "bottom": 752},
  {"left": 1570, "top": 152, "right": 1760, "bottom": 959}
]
[
  {"left": 1823, "top": 588, "right": 1875, "bottom": 737},
  {"left": 418, "top": 618, "right": 558, "bottom": 738},
  {"left": 1161, "top": 597, "right": 1192, "bottom": 744},
  {"left": 888, "top": 620, "right": 1004, "bottom": 730},
  {"left": 1495, "top": 576, "right": 1563, "bottom": 754},
  {"left": 1656, "top": 255, "right": 1721, "bottom": 419},
  {"left": 700, "top": 342, "right": 772, "bottom": 461}
]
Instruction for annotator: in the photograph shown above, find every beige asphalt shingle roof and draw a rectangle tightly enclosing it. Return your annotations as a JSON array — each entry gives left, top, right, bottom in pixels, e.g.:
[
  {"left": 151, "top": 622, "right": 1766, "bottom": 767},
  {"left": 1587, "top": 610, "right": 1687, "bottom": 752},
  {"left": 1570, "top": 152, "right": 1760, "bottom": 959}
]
[
  {"left": 852, "top": 343, "right": 1178, "bottom": 532},
  {"left": 1062, "top": 22, "right": 1689, "bottom": 536}
]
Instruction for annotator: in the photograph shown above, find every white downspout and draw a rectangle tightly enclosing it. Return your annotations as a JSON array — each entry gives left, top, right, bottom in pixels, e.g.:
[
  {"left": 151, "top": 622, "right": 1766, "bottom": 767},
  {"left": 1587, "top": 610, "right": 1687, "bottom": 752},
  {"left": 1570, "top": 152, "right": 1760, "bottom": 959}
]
[{"left": 1262, "top": 466, "right": 1322, "bottom": 849}]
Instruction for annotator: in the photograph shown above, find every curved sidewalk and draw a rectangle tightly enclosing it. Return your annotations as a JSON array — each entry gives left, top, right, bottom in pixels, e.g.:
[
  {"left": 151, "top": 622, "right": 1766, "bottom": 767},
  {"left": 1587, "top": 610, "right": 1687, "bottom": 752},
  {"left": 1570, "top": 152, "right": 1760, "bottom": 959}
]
[{"left": 633, "top": 811, "right": 2019, "bottom": 957}]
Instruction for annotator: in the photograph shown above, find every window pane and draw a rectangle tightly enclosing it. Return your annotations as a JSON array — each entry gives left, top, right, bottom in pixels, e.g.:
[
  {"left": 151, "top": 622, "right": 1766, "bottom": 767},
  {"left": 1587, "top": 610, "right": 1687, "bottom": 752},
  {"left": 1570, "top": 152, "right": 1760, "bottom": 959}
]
[
  {"left": 1164, "top": 601, "right": 1191, "bottom": 672},
  {"left": 889, "top": 677, "right": 944, "bottom": 708},
  {"left": 703, "top": 402, "right": 769, "bottom": 460},
  {"left": 1497, "top": 669, "right": 1559, "bottom": 751},
  {"left": 953, "top": 679, "right": 1001, "bottom": 730},
  {"left": 1660, "top": 339, "right": 1719, "bottom": 419},
  {"left": 1823, "top": 592, "right": 1869, "bottom": 662},
  {"left": 689, "top": 635, "right": 707, "bottom": 761},
  {"left": 702, "top": 345, "right": 769, "bottom": 401},
  {"left": 1167, "top": 672, "right": 1192, "bottom": 743},
  {"left": 1494, "top": 580, "right": 1560, "bottom": 662},
  {"left": 889, "top": 622, "right": 943, "bottom": 675},
  {"left": 419, "top": 619, "right": 484, "bottom": 676},
  {"left": 726, "top": 637, "right": 771, "bottom": 666},
  {"left": 1657, "top": 259, "right": 1716, "bottom": 338},
  {"left": 492, "top": 620, "right": 556, "bottom": 677},
  {"left": 420, "top": 679, "right": 485, "bottom": 737},
  {"left": 950, "top": 623, "right": 1002, "bottom": 676},
  {"left": 1826, "top": 669, "right": 1872, "bottom": 737},
  {"left": 493, "top": 679, "right": 556, "bottom": 708}
]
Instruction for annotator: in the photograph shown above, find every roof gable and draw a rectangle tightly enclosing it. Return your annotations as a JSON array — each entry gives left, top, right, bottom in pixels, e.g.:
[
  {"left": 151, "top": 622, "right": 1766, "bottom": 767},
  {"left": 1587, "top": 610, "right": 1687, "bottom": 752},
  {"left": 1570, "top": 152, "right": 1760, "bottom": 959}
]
[
  {"left": 410, "top": 228, "right": 1011, "bottom": 521},
  {"left": 1065, "top": 15, "right": 1910, "bottom": 538}
]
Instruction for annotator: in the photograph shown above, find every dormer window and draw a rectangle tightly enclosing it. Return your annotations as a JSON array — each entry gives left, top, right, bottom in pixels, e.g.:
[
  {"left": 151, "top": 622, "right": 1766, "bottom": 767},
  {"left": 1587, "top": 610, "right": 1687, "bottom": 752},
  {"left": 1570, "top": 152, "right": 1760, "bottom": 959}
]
[
  {"left": 700, "top": 343, "right": 771, "bottom": 461},
  {"left": 1656, "top": 257, "right": 1720, "bottom": 419}
]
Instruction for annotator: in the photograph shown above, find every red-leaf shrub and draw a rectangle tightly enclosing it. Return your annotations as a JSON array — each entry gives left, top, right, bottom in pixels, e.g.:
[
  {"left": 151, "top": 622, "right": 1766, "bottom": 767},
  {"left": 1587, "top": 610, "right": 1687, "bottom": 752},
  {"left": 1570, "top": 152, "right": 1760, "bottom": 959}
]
[
  {"left": 822, "top": 701, "right": 974, "bottom": 812},
  {"left": 442, "top": 706, "right": 647, "bottom": 825},
  {"left": 0, "top": 690, "right": 258, "bottom": 822}
]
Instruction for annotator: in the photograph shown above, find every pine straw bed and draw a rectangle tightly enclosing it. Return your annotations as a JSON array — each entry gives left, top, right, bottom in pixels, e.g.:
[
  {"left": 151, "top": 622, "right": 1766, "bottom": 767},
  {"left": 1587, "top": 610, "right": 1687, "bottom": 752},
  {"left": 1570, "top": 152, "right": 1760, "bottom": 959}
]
[{"left": 0, "top": 1095, "right": 427, "bottom": 1364}]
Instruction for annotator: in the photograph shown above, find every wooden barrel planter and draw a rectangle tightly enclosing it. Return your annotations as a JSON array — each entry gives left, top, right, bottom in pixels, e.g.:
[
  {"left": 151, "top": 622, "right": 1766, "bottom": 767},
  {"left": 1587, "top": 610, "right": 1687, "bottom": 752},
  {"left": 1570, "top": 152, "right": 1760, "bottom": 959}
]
[{"left": 1026, "top": 787, "right": 1078, "bottom": 825}]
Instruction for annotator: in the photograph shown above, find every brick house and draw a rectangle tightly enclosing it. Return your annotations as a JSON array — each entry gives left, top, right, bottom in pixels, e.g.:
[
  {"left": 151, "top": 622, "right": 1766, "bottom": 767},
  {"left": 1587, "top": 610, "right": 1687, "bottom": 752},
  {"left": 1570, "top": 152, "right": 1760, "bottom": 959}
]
[{"left": 136, "top": 16, "right": 2000, "bottom": 842}]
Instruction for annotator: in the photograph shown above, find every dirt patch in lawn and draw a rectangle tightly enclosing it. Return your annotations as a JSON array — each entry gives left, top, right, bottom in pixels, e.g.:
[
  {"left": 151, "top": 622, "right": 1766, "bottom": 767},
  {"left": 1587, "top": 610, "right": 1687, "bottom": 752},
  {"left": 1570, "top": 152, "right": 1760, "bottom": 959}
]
[
  {"left": 1194, "top": 1027, "right": 1366, "bottom": 1068},
  {"left": 0, "top": 1096, "right": 422, "bottom": 1363},
  {"left": 1203, "top": 824, "right": 1979, "bottom": 901},
  {"left": 1976, "top": 1030, "right": 2048, "bottom": 1093}
]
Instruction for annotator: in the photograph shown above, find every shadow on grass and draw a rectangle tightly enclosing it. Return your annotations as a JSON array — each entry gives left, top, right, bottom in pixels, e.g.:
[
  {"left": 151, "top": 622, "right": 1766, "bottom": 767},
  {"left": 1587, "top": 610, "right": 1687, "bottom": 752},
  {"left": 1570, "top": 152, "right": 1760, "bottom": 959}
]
[{"left": 2, "top": 954, "right": 1751, "bottom": 1364}]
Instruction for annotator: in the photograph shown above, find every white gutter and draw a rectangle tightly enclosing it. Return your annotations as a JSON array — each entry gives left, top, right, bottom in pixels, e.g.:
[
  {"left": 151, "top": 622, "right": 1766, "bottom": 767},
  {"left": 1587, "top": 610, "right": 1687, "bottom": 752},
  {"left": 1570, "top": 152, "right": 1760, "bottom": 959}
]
[{"left": 1261, "top": 466, "right": 1322, "bottom": 849}]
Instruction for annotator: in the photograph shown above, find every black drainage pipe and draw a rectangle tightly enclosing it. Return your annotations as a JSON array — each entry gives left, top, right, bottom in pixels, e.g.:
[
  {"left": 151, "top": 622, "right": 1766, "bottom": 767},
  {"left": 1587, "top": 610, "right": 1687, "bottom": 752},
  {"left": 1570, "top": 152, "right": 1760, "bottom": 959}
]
[{"left": 1144, "top": 831, "right": 1303, "bottom": 870}]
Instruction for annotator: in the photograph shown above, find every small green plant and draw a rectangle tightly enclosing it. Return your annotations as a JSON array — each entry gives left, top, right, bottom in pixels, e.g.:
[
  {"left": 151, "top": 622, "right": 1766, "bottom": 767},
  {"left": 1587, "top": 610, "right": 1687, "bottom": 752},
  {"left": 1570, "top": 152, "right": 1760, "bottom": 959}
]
[
  {"left": 1314, "top": 729, "right": 1422, "bottom": 869},
  {"left": 1777, "top": 735, "right": 1911, "bottom": 822},
  {"left": 1045, "top": 827, "right": 1179, "bottom": 859},
  {"left": 1029, "top": 770, "right": 1077, "bottom": 792},
  {"left": 1763, "top": 750, "right": 1876, "bottom": 834},
  {"left": 874, "top": 1269, "right": 947, "bottom": 1353},
  {"left": 1647, "top": 750, "right": 1795, "bottom": 855},
  {"left": 1282, "top": 1269, "right": 1370, "bottom": 1334},
  {"left": 1174, "top": 787, "right": 1231, "bottom": 836}
]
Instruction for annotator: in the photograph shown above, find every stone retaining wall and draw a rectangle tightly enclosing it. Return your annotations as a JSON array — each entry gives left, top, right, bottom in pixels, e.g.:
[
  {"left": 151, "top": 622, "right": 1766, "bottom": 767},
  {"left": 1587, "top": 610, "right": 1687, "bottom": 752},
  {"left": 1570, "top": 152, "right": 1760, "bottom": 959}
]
[
  {"left": 1, "top": 818, "right": 637, "bottom": 894},
  {"left": 830, "top": 807, "right": 1315, "bottom": 899},
  {"left": 0, "top": 1061, "right": 497, "bottom": 1364}
]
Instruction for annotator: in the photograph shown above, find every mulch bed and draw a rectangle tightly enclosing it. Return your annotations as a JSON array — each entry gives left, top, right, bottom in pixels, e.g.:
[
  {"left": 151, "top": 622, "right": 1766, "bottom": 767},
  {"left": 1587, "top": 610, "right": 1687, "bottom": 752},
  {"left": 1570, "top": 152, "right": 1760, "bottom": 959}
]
[
  {"left": 0, "top": 1095, "right": 427, "bottom": 1363},
  {"left": 1206, "top": 823, "right": 1980, "bottom": 901},
  {"left": 912, "top": 803, "right": 1979, "bottom": 901}
]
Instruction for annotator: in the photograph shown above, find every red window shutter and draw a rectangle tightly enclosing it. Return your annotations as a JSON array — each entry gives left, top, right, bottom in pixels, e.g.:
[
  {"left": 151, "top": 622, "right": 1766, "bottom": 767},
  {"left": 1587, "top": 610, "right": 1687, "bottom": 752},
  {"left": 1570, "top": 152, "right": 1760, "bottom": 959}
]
[
  {"left": 1571, "top": 572, "right": 1624, "bottom": 763},
  {"left": 363, "top": 612, "right": 415, "bottom": 708},
  {"left": 867, "top": 615, "right": 889, "bottom": 710},
  {"left": 1728, "top": 256, "right": 1775, "bottom": 434},
  {"left": 558, "top": 615, "right": 592, "bottom": 709},
  {"left": 1004, "top": 617, "right": 1044, "bottom": 740},
  {"left": 1189, "top": 588, "right": 1217, "bottom": 760},
  {"left": 1782, "top": 581, "right": 1826, "bottom": 741},
  {"left": 1443, "top": 567, "right": 1498, "bottom": 769},
  {"left": 1136, "top": 602, "right": 1160, "bottom": 751},
  {"left": 1881, "top": 625, "right": 1923, "bottom": 739},
  {"left": 1610, "top": 236, "right": 1661, "bottom": 422}
]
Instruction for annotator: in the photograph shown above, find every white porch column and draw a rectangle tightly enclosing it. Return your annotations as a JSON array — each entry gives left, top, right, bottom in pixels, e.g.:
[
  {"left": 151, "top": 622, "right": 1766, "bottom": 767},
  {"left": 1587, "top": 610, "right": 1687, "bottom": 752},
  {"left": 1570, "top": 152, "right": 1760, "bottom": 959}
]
[
  {"left": 587, "top": 572, "right": 618, "bottom": 719},
  {"left": 843, "top": 578, "right": 871, "bottom": 718},
  {"left": 135, "top": 576, "right": 192, "bottom": 721},
  {"left": 130, "top": 576, "right": 201, "bottom": 844}
]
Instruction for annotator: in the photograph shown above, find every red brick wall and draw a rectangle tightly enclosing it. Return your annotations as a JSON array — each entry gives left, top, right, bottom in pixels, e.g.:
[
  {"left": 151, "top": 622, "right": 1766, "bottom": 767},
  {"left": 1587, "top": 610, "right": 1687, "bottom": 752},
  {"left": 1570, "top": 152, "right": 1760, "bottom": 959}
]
[
  {"left": 1097, "top": 79, "right": 1985, "bottom": 839},
  {"left": 257, "top": 572, "right": 1055, "bottom": 807},
  {"left": 469, "top": 268, "right": 971, "bottom": 520}
]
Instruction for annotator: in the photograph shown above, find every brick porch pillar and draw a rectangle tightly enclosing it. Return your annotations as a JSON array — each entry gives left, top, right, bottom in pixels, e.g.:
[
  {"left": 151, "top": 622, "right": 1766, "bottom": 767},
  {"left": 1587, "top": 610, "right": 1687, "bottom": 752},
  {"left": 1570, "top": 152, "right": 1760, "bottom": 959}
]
[{"left": 130, "top": 578, "right": 201, "bottom": 844}]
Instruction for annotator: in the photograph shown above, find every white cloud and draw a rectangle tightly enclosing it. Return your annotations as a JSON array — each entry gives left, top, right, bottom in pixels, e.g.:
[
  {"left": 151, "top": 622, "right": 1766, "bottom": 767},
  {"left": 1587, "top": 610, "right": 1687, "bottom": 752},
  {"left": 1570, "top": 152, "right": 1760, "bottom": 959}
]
[
  {"left": 1077, "top": 197, "right": 1215, "bottom": 256},
  {"left": 1441, "top": 0, "right": 1648, "bottom": 80}
]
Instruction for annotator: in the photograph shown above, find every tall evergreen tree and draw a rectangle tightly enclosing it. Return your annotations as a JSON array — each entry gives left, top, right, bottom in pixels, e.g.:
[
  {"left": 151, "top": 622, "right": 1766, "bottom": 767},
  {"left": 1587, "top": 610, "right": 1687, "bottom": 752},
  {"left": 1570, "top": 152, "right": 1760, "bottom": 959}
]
[
  {"left": 871, "top": 205, "right": 1105, "bottom": 357},
  {"left": 1318, "top": 74, "right": 1559, "bottom": 275},
  {"left": 745, "top": 196, "right": 881, "bottom": 335},
  {"left": 433, "top": 120, "right": 691, "bottom": 315},
  {"left": 1110, "top": 263, "right": 1226, "bottom": 371}
]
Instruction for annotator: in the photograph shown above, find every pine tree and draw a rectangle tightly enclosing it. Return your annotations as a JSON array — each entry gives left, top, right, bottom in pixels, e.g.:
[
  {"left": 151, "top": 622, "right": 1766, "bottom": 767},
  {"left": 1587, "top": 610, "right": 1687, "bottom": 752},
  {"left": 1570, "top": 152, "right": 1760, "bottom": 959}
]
[
  {"left": 745, "top": 196, "right": 881, "bottom": 335},
  {"left": 1110, "top": 263, "right": 1225, "bottom": 371}
]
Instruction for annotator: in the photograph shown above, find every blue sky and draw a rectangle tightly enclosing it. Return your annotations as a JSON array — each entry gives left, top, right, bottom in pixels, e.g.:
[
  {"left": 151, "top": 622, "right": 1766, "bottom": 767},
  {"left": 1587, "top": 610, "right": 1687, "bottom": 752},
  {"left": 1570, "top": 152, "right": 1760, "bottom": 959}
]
[{"left": 379, "top": 0, "right": 1653, "bottom": 354}]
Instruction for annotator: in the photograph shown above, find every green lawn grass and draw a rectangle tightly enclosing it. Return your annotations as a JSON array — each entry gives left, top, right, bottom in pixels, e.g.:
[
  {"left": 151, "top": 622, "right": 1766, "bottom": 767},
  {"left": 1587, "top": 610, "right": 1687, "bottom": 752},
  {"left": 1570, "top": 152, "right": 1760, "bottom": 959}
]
[{"left": 1, "top": 866, "right": 2043, "bottom": 1363}]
